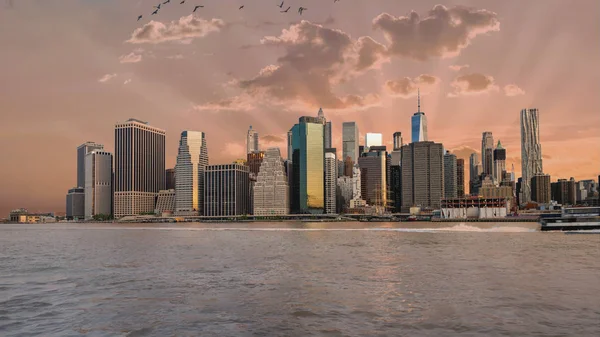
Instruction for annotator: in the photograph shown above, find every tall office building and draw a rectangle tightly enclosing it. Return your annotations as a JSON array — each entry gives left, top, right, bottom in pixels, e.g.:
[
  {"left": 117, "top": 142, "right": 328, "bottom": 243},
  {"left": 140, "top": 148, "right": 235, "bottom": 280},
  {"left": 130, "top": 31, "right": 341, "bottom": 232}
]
[
  {"left": 365, "top": 133, "right": 383, "bottom": 149},
  {"left": 85, "top": 150, "right": 113, "bottom": 219},
  {"left": 456, "top": 158, "right": 465, "bottom": 197},
  {"left": 253, "top": 148, "right": 289, "bottom": 216},
  {"left": 247, "top": 151, "right": 265, "bottom": 176},
  {"left": 287, "top": 130, "right": 293, "bottom": 161},
  {"left": 247, "top": 125, "right": 259, "bottom": 154},
  {"left": 551, "top": 178, "right": 577, "bottom": 206},
  {"left": 358, "top": 146, "right": 387, "bottom": 208},
  {"left": 390, "top": 164, "right": 402, "bottom": 212},
  {"left": 114, "top": 119, "right": 165, "bottom": 217},
  {"left": 77, "top": 142, "right": 104, "bottom": 188},
  {"left": 411, "top": 90, "right": 428, "bottom": 142},
  {"left": 401, "top": 141, "right": 444, "bottom": 210},
  {"left": 337, "top": 176, "right": 353, "bottom": 213},
  {"left": 315, "top": 108, "right": 333, "bottom": 149},
  {"left": 66, "top": 187, "right": 85, "bottom": 220},
  {"left": 204, "top": 164, "right": 250, "bottom": 216},
  {"left": 325, "top": 149, "right": 337, "bottom": 214},
  {"left": 481, "top": 132, "right": 494, "bottom": 177},
  {"left": 290, "top": 116, "right": 325, "bottom": 214},
  {"left": 531, "top": 174, "right": 551, "bottom": 204},
  {"left": 520, "top": 108, "right": 543, "bottom": 204},
  {"left": 469, "top": 153, "right": 480, "bottom": 195},
  {"left": 165, "top": 168, "right": 176, "bottom": 190},
  {"left": 342, "top": 122, "right": 359, "bottom": 164},
  {"left": 393, "top": 132, "right": 403, "bottom": 151},
  {"left": 175, "top": 131, "right": 209, "bottom": 215},
  {"left": 443, "top": 152, "right": 457, "bottom": 199},
  {"left": 493, "top": 140, "right": 506, "bottom": 184}
]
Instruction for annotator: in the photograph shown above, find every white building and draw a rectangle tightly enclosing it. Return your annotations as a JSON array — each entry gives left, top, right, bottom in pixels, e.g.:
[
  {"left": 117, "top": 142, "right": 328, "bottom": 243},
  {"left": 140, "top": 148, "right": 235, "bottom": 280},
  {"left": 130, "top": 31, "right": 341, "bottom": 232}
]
[
  {"left": 247, "top": 125, "right": 259, "bottom": 154},
  {"left": 253, "top": 148, "right": 289, "bottom": 216},
  {"left": 349, "top": 164, "right": 366, "bottom": 208},
  {"left": 325, "top": 150, "right": 337, "bottom": 214},
  {"left": 84, "top": 150, "right": 113, "bottom": 219},
  {"left": 440, "top": 197, "right": 509, "bottom": 219},
  {"left": 365, "top": 133, "right": 383, "bottom": 150},
  {"left": 520, "top": 108, "right": 543, "bottom": 204},
  {"left": 175, "top": 131, "right": 209, "bottom": 215}
]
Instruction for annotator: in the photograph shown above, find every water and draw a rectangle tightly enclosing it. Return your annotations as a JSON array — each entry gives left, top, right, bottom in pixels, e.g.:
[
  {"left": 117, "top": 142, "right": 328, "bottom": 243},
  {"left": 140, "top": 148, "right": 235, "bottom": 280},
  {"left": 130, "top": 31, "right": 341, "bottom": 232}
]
[{"left": 1, "top": 222, "right": 599, "bottom": 336}]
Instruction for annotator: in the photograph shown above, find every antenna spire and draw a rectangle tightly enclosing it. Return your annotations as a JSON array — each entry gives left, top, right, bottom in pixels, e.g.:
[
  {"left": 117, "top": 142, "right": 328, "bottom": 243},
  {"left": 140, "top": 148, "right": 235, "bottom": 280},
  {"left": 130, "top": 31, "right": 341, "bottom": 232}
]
[{"left": 417, "top": 88, "right": 421, "bottom": 113}]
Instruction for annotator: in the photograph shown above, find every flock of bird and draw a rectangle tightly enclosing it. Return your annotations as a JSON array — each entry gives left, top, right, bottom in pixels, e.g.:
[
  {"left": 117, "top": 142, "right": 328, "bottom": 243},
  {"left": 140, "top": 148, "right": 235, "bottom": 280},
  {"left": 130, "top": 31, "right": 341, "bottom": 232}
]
[{"left": 137, "top": 0, "right": 341, "bottom": 21}]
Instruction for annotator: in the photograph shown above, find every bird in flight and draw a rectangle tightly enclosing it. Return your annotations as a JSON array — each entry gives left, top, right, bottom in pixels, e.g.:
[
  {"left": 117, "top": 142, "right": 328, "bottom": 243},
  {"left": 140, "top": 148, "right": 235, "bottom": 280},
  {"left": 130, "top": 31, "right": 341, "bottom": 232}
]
[
  {"left": 162, "top": 0, "right": 170, "bottom": 4},
  {"left": 193, "top": 5, "right": 203, "bottom": 12},
  {"left": 281, "top": 6, "right": 290, "bottom": 13},
  {"left": 298, "top": 7, "right": 307, "bottom": 15},
  {"left": 152, "top": 9, "right": 159, "bottom": 15},
  {"left": 180, "top": 0, "right": 185, "bottom": 3},
  {"left": 334, "top": 0, "right": 340, "bottom": 2},
  {"left": 239, "top": 5, "right": 244, "bottom": 10},
  {"left": 137, "top": 15, "right": 143, "bottom": 21},
  {"left": 153, "top": 4, "right": 161, "bottom": 9},
  {"left": 278, "top": 1, "right": 284, "bottom": 8}
]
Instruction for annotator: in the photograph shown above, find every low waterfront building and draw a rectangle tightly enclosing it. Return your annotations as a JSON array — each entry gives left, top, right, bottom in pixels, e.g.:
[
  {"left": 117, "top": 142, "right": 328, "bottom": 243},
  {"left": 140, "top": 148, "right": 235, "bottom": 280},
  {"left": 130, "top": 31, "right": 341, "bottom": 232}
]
[
  {"left": 440, "top": 197, "right": 509, "bottom": 219},
  {"left": 66, "top": 187, "right": 85, "bottom": 220},
  {"left": 9, "top": 209, "right": 56, "bottom": 223},
  {"left": 155, "top": 189, "right": 176, "bottom": 215}
]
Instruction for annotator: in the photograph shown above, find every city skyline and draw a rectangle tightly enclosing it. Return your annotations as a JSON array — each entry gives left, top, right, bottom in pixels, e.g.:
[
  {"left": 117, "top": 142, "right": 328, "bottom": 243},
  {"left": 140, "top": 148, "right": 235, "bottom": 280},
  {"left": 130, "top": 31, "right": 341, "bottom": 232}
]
[{"left": 1, "top": 0, "right": 599, "bottom": 215}]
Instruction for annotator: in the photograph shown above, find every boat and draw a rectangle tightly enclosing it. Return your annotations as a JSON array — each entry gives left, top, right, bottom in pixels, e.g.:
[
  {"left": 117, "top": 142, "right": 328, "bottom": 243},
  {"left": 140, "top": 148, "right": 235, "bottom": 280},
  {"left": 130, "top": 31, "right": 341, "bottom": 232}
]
[{"left": 540, "top": 207, "right": 600, "bottom": 231}]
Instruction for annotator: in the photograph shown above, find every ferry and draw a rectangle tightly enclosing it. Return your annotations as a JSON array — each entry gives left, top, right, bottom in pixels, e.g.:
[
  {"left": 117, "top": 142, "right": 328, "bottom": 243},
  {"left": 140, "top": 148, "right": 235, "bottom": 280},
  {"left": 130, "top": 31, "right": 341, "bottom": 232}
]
[{"left": 540, "top": 207, "right": 600, "bottom": 231}]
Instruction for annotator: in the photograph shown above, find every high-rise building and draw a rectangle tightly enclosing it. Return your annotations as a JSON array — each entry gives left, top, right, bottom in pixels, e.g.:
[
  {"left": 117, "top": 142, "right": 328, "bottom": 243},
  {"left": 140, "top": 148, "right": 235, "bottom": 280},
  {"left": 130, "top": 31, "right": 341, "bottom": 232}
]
[
  {"left": 411, "top": 90, "right": 428, "bottom": 142},
  {"left": 287, "top": 130, "right": 293, "bottom": 161},
  {"left": 469, "top": 153, "right": 481, "bottom": 195},
  {"left": 77, "top": 142, "right": 104, "bottom": 188},
  {"left": 481, "top": 132, "right": 494, "bottom": 177},
  {"left": 284, "top": 160, "right": 294, "bottom": 211},
  {"left": 551, "top": 178, "right": 577, "bottom": 206},
  {"left": 247, "top": 125, "right": 259, "bottom": 154},
  {"left": 337, "top": 176, "right": 353, "bottom": 213},
  {"left": 456, "top": 158, "right": 465, "bottom": 197},
  {"left": 316, "top": 108, "right": 332, "bottom": 149},
  {"left": 114, "top": 119, "right": 165, "bottom": 217},
  {"left": 365, "top": 133, "right": 383, "bottom": 149},
  {"left": 66, "top": 187, "right": 85, "bottom": 220},
  {"left": 443, "top": 152, "right": 457, "bottom": 199},
  {"left": 84, "top": 150, "right": 113, "bottom": 219},
  {"left": 358, "top": 146, "right": 387, "bottom": 208},
  {"left": 359, "top": 145, "right": 365, "bottom": 156},
  {"left": 247, "top": 151, "right": 265, "bottom": 176},
  {"left": 493, "top": 140, "right": 506, "bottom": 184},
  {"left": 390, "top": 164, "right": 402, "bottom": 212},
  {"left": 204, "top": 164, "right": 250, "bottom": 216},
  {"left": 165, "top": 168, "right": 176, "bottom": 190},
  {"left": 290, "top": 116, "right": 325, "bottom": 214},
  {"left": 325, "top": 149, "right": 337, "bottom": 214},
  {"left": 253, "top": 148, "right": 289, "bottom": 216},
  {"left": 343, "top": 156, "right": 353, "bottom": 177},
  {"left": 531, "top": 174, "right": 551, "bottom": 204},
  {"left": 342, "top": 122, "right": 359, "bottom": 164},
  {"left": 393, "top": 132, "right": 403, "bottom": 151},
  {"left": 401, "top": 141, "right": 444, "bottom": 210},
  {"left": 337, "top": 159, "right": 344, "bottom": 178},
  {"left": 520, "top": 108, "right": 543, "bottom": 204},
  {"left": 350, "top": 164, "right": 366, "bottom": 208},
  {"left": 175, "top": 131, "right": 208, "bottom": 215}
]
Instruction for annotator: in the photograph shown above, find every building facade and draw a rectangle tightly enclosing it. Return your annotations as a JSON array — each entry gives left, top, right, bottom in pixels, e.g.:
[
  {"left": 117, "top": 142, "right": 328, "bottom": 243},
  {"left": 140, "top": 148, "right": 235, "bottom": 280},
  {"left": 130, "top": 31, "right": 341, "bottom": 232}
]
[
  {"left": 365, "top": 133, "right": 383, "bottom": 150},
  {"left": 551, "top": 178, "right": 577, "bottom": 206},
  {"left": 456, "top": 158, "right": 465, "bottom": 197},
  {"left": 85, "top": 150, "right": 113, "bottom": 219},
  {"left": 175, "top": 131, "right": 209, "bottom": 215},
  {"left": 66, "top": 187, "right": 85, "bottom": 220},
  {"left": 443, "top": 152, "right": 457, "bottom": 199},
  {"left": 114, "top": 119, "right": 166, "bottom": 217},
  {"left": 342, "top": 122, "right": 359, "bottom": 165},
  {"left": 247, "top": 125, "right": 259, "bottom": 154},
  {"left": 481, "top": 132, "right": 494, "bottom": 177},
  {"left": 325, "top": 149, "right": 337, "bottom": 214},
  {"left": 358, "top": 146, "right": 388, "bottom": 208},
  {"left": 165, "top": 168, "right": 176, "bottom": 190},
  {"left": 401, "top": 141, "right": 444, "bottom": 211},
  {"left": 411, "top": 90, "right": 428, "bottom": 143},
  {"left": 253, "top": 148, "right": 289, "bottom": 216},
  {"left": 493, "top": 140, "right": 506, "bottom": 185},
  {"left": 204, "top": 164, "right": 250, "bottom": 216},
  {"left": 247, "top": 151, "right": 265, "bottom": 176},
  {"left": 531, "top": 174, "right": 551, "bottom": 204},
  {"left": 520, "top": 108, "right": 543, "bottom": 204},
  {"left": 77, "top": 142, "right": 104, "bottom": 188},
  {"left": 393, "top": 132, "right": 403, "bottom": 151},
  {"left": 155, "top": 189, "right": 175, "bottom": 215},
  {"left": 337, "top": 176, "right": 353, "bottom": 213}
]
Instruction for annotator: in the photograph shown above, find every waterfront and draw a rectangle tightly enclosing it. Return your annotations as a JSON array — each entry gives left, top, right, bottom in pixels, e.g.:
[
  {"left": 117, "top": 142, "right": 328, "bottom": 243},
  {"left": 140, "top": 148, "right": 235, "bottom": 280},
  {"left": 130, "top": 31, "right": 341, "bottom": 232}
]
[{"left": 1, "top": 222, "right": 599, "bottom": 336}]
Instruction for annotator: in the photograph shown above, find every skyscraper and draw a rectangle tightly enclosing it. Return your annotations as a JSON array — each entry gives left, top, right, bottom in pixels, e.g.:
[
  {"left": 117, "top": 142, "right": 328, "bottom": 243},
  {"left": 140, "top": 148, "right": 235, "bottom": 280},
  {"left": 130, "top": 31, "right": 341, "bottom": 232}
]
[
  {"left": 401, "top": 141, "right": 444, "bottom": 210},
  {"left": 443, "top": 152, "right": 457, "bottom": 199},
  {"left": 456, "top": 158, "right": 465, "bottom": 197},
  {"left": 337, "top": 176, "right": 353, "bottom": 212},
  {"left": 325, "top": 149, "right": 337, "bottom": 214},
  {"left": 291, "top": 116, "right": 325, "bottom": 213},
  {"left": 531, "top": 174, "right": 551, "bottom": 204},
  {"left": 247, "top": 125, "right": 259, "bottom": 154},
  {"left": 365, "top": 133, "right": 383, "bottom": 149},
  {"left": 493, "top": 140, "right": 506, "bottom": 184},
  {"left": 358, "top": 146, "right": 388, "bottom": 208},
  {"left": 247, "top": 151, "right": 265, "bottom": 176},
  {"left": 481, "top": 132, "right": 494, "bottom": 177},
  {"left": 77, "top": 142, "right": 104, "bottom": 188},
  {"left": 411, "top": 90, "right": 428, "bottom": 142},
  {"left": 114, "top": 119, "right": 165, "bottom": 217},
  {"left": 175, "top": 131, "right": 209, "bottom": 215},
  {"left": 253, "top": 148, "right": 289, "bottom": 216},
  {"left": 520, "top": 108, "right": 543, "bottom": 204},
  {"left": 66, "top": 187, "right": 85, "bottom": 220},
  {"left": 342, "top": 122, "right": 359, "bottom": 164},
  {"left": 84, "top": 150, "right": 113, "bottom": 219},
  {"left": 393, "top": 132, "right": 403, "bottom": 151},
  {"left": 287, "top": 130, "right": 293, "bottom": 161},
  {"left": 165, "top": 168, "right": 176, "bottom": 190},
  {"left": 469, "top": 153, "right": 480, "bottom": 195},
  {"left": 204, "top": 164, "right": 250, "bottom": 216}
]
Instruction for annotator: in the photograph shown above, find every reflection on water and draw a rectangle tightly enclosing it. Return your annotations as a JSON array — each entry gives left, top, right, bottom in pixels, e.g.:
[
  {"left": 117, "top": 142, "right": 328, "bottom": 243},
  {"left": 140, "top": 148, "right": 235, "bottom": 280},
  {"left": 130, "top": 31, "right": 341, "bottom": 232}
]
[{"left": 0, "top": 222, "right": 598, "bottom": 336}]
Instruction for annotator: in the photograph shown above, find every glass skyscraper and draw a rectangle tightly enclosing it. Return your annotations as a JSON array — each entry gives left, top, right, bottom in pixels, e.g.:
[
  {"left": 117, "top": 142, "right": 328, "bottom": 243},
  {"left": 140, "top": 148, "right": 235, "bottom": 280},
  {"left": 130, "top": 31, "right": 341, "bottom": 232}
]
[
  {"left": 291, "top": 116, "right": 324, "bottom": 214},
  {"left": 175, "top": 131, "right": 208, "bottom": 215},
  {"left": 411, "top": 91, "right": 428, "bottom": 143},
  {"left": 342, "top": 122, "right": 359, "bottom": 164}
]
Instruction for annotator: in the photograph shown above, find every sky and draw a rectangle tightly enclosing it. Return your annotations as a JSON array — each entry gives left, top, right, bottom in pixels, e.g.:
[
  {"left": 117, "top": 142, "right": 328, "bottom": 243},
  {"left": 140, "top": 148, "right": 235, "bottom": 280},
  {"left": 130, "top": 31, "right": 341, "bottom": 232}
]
[{"left": 1, "top": 0, "right": 599, "bottom": 216}]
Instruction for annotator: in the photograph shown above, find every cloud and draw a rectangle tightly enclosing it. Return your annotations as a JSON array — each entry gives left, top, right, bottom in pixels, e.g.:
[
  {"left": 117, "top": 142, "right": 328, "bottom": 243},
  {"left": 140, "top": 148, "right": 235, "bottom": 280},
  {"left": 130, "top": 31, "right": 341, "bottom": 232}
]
[
  {"left": 449, "top": 64, "right": 469, "bottom": 71},
  {"left": 223, "top": 142, "right": 245, "bottom": 157},
  {"left": 127, "top": 15, "right": 225, "bottom": 44},
  {"left": 166, "top": 54, "right": 184, "bottom": 60},
  {"left": 448, "top": 73, "right": 499, "bottom": 97},
  {"left": 98, "top": 73, "right": 117, "bottom": 83},
  {"left": 119, "top": 52, "right": 142, "bottom": 64},
  {"left": 385, "top": 74, "right": 440, "bottom": 98},
  {"left": 262, "top": 135, "right": 285, "bottom": 143},
  {"left": 123, "top": 79, "right": 132, "bottom": 85},
  {"left": 373, "top": 5, "right": 500, "bottom": 61},
  {"left": 504, "top": 84, "right": 525, "bottom": 96},
  {"left": 193, "top": 94, "right": 255, "bottom": 112}
]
